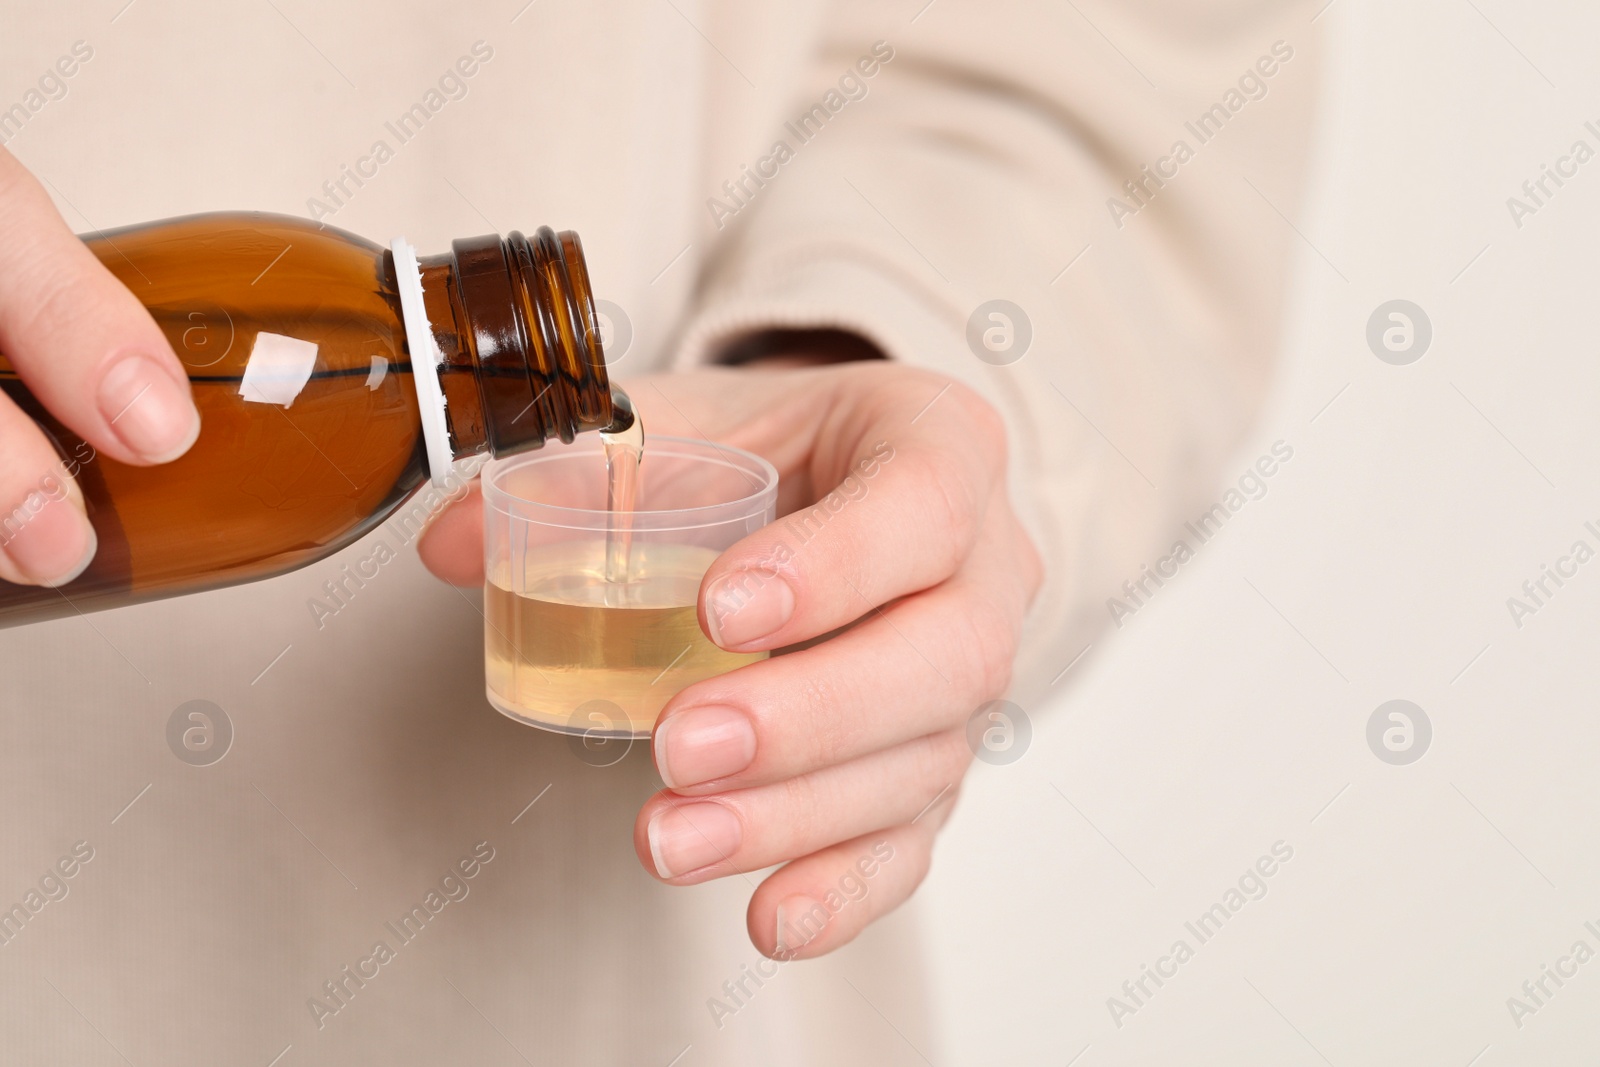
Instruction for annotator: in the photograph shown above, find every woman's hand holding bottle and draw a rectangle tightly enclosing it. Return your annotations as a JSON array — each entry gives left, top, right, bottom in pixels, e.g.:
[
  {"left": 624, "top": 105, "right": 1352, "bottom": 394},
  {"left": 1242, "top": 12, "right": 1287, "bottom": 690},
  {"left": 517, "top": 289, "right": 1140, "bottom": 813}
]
[{"left": 0, "top": 147, "right": 199, "bottom": 587}]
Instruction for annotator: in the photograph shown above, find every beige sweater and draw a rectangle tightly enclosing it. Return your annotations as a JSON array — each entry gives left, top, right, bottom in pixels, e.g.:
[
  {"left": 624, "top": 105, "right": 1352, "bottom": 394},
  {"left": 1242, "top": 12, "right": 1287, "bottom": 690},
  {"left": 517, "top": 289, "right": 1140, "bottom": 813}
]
[{"left": 0, "top": 1, "right": 1315, "bottom": 1062}]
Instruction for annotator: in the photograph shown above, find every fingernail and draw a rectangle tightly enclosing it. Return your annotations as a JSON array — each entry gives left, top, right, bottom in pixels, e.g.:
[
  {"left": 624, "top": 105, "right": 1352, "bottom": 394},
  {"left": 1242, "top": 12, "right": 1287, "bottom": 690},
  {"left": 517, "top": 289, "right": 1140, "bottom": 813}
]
[
  {"left": 646, "top": 802, "right": 742, "bottom": 879},
  {"left": 0, "top": 489, "right": 96, "bottom": 586},
  {"left": 704, "top": 569, "right": 795, "bottom": 648},
  {"left": 655, "top": 705, "right": 757, "bottom": 789},
  {"left": 98, "top": 353, "right": 200, "bottom": 463},
  {"left": 775, "top": 895, "right": 828, "bottom": 955}
]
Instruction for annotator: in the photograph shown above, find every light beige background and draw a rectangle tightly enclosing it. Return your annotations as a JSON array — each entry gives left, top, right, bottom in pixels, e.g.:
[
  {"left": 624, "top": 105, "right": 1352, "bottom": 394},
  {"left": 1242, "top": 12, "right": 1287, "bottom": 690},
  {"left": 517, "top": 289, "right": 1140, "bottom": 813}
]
[
  {"left": 924, "top": 0, "right": 1600, "bottom": 1063},
  {"left": 0, "top": 0, "right": 1595, "bottom": 1064}
]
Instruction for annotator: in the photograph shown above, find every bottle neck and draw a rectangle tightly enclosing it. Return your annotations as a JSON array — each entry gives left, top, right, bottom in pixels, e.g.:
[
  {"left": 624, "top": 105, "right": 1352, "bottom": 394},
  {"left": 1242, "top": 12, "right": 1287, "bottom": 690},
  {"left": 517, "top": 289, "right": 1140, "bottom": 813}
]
[{"left": 412, "top": 227, "right": 616, "bottom": 464}]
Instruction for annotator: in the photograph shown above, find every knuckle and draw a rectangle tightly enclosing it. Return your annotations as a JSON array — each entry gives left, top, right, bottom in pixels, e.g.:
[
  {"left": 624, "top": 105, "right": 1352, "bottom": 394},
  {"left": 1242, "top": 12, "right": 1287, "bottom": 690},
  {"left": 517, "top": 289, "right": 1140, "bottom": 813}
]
[
  {"left": 946, "top": 381, "right": 1008, "bottom": 470},
  {"left": 989, "top": 657, "right": 1016, "bottom": 701},
  {"left": 896, "top": 450, "right": 981, "bottom": 570},
  {"left": 792, "top": 669, "right": 854, "bottom": 769},
  {"left": 911, "top": 786, "right": 961, "bottom": 837},
  {"left": 952, "top": 592, "right": 1019, "bottom": 701},
  {"left": 15, "top": 267, "right": 90, "bottom": 355},
  {"left": 918, "top": 728, "right": 975, "bottom": 787},
  {"left": 0, "top": 411, "right": 70, "bottom": 497},
  {"left": 864, "top": 362, "right": 946, "bottom": 410},
  {"left": 775, "top": 774, "right": 828, "bottom": 846}
]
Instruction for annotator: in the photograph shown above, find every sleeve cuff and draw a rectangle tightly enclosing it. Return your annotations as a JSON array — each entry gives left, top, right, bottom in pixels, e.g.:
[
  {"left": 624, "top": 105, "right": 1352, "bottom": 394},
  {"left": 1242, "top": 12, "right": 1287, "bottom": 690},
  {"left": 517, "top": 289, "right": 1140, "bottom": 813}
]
[{"left": 670, "top": 254, "right": 971, "bottom": 380}]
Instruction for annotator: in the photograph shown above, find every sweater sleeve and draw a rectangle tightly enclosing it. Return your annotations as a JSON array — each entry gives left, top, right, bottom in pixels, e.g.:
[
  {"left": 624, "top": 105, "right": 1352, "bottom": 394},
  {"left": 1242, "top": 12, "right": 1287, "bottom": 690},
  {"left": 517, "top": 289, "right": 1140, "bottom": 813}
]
[{"left": 672, "top": 0, "right": 1321, "bottom": 698}]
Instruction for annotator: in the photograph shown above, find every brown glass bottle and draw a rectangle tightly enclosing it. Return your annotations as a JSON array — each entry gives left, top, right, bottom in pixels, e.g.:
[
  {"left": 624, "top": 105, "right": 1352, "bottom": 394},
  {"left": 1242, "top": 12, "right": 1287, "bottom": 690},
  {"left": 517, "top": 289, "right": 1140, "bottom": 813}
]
[{"left": 0, "top": 211, "right": 623, "bottom": 627}]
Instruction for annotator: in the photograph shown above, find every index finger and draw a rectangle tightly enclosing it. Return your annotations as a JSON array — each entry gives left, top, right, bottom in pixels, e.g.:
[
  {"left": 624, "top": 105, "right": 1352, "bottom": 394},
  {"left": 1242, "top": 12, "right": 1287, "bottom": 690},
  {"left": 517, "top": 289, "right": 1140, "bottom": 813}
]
[
  {"left": 697, "top": 371, "right": 1007, "bottom": 652},
  {"left": 0, "top": 149, "right": 199, "bottom": 466}
]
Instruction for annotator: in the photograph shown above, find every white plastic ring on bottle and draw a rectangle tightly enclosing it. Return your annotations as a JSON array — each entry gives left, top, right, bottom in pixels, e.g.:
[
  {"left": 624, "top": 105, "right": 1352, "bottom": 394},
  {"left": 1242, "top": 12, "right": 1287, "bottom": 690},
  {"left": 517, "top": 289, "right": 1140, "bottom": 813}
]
[{"left": 391, "top": 237, "right": 453, "bottom": 487}]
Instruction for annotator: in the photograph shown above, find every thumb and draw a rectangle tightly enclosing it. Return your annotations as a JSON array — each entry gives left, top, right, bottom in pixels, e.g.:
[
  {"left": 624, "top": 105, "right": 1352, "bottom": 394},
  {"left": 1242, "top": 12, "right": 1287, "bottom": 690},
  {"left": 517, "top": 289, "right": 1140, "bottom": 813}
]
[{"left": 416, "top": 482, "right": 484, "bottom": 586}]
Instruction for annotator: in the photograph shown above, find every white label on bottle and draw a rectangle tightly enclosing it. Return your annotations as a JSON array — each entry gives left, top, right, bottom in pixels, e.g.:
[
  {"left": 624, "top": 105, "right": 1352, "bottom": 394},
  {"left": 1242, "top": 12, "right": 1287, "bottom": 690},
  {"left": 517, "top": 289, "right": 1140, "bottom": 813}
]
[{"left": 239, "top": 331, "right": 319, "bottom": 406}]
